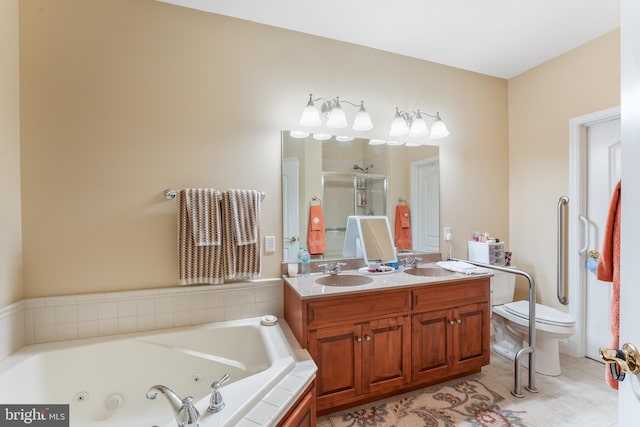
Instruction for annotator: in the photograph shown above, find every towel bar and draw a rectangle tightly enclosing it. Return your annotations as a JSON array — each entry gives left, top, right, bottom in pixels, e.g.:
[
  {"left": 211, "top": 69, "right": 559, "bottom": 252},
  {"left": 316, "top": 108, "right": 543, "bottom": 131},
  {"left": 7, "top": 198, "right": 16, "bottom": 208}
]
[{"left": 164, "top": 188, "right": 265, "bottom": 201}]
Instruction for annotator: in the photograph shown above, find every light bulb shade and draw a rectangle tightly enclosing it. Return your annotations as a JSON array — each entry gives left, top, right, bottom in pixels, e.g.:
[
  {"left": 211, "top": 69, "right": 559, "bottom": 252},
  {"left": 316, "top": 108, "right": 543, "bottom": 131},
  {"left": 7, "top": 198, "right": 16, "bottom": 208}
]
[
  {"left": 409, "top": 116, "right": 429, "bottom": 137},
  {"left": 389, "top": 109, "right": 409, "bottom": 136},
  {"left": 326, "top": 103, "right": 347, "bottom": 128},
  {"left": 352, "top": 109, "right": 373, "bottom": 131},
  {"left": 300, "top": 101, "right": 321, "bottom": 126},
  {"left": 429, "top": 119, "right": 450, "bottom": 139}
]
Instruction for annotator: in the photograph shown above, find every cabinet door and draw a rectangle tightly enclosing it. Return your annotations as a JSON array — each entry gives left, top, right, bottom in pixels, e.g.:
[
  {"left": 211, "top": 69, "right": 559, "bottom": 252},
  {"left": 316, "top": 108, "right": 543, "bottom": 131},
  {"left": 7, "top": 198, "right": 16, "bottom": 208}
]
[
  {"left": 362, "top": 316, "right": 411, "bottom": 394},
  {"left": 308, "top": 324, "right": 362, "bottom": 407},
  {"left": 277, "top": 383, "right": 316, "bottom": 427},
  {"left": 452, "top": 302, "right": 490, "bottom": 370},
  {"left": 411, "top": 309, "right": 451, "bottom": 382}
]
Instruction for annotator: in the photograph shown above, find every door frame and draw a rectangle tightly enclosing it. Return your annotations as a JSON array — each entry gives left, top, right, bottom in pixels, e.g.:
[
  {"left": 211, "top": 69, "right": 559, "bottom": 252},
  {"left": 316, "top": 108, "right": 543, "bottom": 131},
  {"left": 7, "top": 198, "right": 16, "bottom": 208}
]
[{"left": 566, "top": 105, "right": 620, "bottom": 357}]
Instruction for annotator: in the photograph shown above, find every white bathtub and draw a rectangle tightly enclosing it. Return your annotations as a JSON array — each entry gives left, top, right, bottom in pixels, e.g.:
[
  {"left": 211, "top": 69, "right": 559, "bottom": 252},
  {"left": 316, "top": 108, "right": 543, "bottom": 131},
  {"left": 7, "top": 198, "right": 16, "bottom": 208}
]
[{"left": 0, "top": 316, "right": 297, "bottom": 426}]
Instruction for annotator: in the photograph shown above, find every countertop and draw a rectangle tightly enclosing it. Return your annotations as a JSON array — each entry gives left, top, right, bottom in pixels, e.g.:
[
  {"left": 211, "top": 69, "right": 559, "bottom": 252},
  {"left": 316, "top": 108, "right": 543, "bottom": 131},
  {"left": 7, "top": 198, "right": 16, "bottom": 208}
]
[{"left": 283, "top": 262, "right": 491, "bottom": 299}]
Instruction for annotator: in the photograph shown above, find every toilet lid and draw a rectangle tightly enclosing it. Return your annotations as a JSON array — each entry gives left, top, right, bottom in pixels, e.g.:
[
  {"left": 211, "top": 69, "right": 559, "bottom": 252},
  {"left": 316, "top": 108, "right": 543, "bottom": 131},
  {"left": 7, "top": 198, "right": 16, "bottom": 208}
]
[{"left": 503, "top": 300, "right": 575, "bottom": 327}]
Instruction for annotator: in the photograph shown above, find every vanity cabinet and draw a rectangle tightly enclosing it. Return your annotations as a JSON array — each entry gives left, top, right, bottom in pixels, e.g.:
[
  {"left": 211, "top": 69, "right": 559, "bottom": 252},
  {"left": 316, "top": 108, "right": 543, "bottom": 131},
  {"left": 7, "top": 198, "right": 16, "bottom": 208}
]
[
  {"left": 277, "top": 381, "right": 316, "bottom": 427},
  {"left": 283, "top": 276, "right": 489, "bottom": 414},
  {"left": 308, "top": 315, "right": 411, "bottom": 409}
]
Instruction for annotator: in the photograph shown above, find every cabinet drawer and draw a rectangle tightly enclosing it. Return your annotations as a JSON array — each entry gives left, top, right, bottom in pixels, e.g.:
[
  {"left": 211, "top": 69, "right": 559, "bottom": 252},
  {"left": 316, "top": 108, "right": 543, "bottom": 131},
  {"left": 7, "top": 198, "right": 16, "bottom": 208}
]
[
  {"left": 307, "top": 291, "right": 410, "bottom": 328},
  {"left": 412, "top": 279, "right": 489, "bottom": 312}
]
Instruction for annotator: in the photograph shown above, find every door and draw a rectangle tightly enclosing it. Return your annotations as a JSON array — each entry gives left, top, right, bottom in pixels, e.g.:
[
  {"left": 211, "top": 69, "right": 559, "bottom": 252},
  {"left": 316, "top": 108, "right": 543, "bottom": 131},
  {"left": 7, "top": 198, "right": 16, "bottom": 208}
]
[
  {"left": 584, "top": 118, "right": 621, "bottom": 361},
  {"left": 283, "top": 158, "right": 300, "bottom": 262},
  {"left": 411, "top": 309, "right": 450, "bottom": 381},
  {"left": 620, "top": 0, "right": 640, "bottom": 419},
  {"left": 411, "top": 157, "right": 440, "bottom": 252}
]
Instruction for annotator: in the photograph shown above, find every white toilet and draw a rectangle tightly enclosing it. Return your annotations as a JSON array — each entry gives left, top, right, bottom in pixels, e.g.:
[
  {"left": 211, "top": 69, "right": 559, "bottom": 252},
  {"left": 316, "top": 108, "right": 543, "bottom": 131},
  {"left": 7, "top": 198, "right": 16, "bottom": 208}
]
[{"left": 490, "top": 269, "right": 576, "bottom": 376}]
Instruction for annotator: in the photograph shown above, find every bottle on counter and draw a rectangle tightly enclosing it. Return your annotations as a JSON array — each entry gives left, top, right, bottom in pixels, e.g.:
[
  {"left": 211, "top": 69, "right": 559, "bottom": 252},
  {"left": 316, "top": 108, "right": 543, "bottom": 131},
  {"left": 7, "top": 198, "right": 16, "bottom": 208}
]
[{"left": 297, "top": 248, "right": 311, "bottom": 276}]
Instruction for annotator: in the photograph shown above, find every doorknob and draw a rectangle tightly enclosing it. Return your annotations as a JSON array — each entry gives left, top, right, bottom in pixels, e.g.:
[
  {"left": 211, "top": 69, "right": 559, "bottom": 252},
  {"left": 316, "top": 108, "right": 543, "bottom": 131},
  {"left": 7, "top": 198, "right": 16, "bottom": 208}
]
[{"left": 599, "top": 342, "right": 640, "bottom": 381}]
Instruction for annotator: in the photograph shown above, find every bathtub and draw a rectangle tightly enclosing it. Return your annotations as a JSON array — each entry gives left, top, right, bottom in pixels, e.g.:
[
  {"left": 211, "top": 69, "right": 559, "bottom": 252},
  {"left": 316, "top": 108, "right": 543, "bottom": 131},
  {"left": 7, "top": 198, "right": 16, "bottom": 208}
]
[{"left": 0, "top": 316, "right": 297, "bottom": 426}]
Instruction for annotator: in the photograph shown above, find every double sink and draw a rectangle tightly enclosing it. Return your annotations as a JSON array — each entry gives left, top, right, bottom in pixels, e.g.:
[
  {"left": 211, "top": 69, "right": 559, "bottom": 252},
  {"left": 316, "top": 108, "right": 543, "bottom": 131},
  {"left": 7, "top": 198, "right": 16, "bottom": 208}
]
[{"left": 314, "top": 266, "right": 455, "bottom": 287}]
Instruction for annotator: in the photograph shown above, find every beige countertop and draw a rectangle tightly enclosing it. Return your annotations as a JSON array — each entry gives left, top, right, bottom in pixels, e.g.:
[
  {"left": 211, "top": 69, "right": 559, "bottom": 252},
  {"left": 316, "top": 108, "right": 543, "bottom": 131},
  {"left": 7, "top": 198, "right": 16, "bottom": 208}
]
[{"left": 283, "top": 262, "right": 491, "bottom": 299}]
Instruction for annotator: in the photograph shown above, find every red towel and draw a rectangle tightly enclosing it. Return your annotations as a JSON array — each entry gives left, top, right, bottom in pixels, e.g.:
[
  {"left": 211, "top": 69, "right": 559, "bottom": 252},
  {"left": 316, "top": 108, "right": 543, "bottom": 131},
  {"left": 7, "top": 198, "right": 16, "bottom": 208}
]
[
  {"left": 307, "top": 205, "right": 326, "bottom": 255},
  {"left": 596, "top": 179, "right": 621, "bottom": 390},
  {"left": 394, "top": 205, "right": 412, "bottom": 251}
]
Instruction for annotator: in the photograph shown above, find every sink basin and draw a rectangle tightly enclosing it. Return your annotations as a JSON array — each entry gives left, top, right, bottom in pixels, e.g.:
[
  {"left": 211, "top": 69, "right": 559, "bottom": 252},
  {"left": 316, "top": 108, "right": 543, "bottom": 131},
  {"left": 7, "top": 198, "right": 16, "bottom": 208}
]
[
  {"left": 315, "top": 274, "right": 374, "bottom": 287},
  {"left": 404, "top": 267, "right": 456, "bottom": 277}
]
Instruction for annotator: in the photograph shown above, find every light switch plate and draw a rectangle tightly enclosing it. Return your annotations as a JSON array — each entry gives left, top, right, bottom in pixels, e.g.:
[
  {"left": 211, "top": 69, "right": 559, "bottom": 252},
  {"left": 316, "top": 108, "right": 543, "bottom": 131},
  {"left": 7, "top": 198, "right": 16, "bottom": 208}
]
[{"left": 264, "top": 235, "right": 276, "bottom": 253}]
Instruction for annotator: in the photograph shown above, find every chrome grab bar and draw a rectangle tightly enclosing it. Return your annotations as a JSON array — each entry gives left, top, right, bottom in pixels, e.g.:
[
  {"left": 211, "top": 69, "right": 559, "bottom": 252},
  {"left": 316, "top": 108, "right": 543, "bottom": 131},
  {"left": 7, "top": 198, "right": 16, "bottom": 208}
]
[
  {"left": 557, "top": 196, "right": 569, "bottom": 305},
  {"left": 449, "top": 257, "right": 538, "bottom": 398}
]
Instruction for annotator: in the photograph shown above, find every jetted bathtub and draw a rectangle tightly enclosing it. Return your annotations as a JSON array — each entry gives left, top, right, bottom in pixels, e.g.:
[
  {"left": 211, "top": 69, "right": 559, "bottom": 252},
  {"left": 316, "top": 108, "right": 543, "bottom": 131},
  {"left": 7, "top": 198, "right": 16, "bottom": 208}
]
[{"left": 0, "top": 316, "right": 296, "bottom": 426}]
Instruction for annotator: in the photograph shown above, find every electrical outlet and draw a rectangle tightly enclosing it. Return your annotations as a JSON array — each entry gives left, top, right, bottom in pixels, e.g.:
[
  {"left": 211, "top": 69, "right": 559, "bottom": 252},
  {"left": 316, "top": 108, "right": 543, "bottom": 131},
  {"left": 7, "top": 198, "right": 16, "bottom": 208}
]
[
  {"left": 443, "top": 227, "right": 452, "bottom": 241},
  {"left": 264, "top": 236, "right": 276, "bottom": 253}
]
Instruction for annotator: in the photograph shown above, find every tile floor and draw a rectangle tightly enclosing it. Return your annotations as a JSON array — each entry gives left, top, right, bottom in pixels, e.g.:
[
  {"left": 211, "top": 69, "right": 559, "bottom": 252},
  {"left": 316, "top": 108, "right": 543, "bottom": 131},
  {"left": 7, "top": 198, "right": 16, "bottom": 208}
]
[{"left": 317, "top": 351, "right": 618, "bottom": 427}]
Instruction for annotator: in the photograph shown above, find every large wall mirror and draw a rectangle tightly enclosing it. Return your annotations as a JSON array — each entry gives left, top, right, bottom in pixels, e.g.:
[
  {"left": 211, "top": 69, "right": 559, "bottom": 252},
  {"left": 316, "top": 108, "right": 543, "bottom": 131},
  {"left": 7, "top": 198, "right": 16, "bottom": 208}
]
[{"left": 282, "top": 131, "right": 440, "bottom": 262}]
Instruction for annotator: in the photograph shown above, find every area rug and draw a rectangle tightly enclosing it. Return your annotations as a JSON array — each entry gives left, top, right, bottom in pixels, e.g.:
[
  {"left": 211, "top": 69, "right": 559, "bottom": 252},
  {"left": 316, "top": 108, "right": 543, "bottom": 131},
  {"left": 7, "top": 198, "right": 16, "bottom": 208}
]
[{"left": 324, "top": 380, "right": 528, "bottom": 427}]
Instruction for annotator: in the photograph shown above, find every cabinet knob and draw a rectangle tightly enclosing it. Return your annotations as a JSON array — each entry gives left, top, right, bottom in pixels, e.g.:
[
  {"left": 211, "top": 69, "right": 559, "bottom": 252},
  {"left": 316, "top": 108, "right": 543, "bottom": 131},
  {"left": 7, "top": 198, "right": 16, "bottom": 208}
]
[
  {"left": 355, "top": 336, "right": 362, "bottom": 343},
  {"left": 456, "top": 319, "right": 462, "bottom": 324},
  {"left": 365, "top": 335, "right": 371, "bottom": 342},
  {"left": 449, "top": 320, "right": 455, "bottom": 326}
]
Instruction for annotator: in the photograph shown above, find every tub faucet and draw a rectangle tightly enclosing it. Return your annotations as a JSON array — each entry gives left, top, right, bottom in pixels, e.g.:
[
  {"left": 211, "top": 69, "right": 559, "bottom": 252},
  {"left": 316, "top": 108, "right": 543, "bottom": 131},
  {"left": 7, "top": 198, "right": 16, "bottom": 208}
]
[
  {"left": 146, "top": 385, "right": 200, "bottom": 427},
  {"left": 208, "top": 373, "right": 231, "bottom": 413}
]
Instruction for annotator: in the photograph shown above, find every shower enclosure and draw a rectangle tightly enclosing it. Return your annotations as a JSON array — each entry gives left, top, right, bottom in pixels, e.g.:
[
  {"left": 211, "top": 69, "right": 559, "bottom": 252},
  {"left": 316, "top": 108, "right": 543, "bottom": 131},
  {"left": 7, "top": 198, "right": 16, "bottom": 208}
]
[{"left": 322, "top": 172, "right": 387, "bottom": 258}]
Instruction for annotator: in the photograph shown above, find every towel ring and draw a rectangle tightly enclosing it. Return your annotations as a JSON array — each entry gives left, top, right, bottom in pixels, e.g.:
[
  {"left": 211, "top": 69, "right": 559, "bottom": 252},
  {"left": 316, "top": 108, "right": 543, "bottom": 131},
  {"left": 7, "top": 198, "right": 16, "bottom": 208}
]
[
  {"left": 310, "top": 196, "right": 322, "bottom": 205},
  {"left": 398, "top": 197, "right": 407, "bottom": 205}
]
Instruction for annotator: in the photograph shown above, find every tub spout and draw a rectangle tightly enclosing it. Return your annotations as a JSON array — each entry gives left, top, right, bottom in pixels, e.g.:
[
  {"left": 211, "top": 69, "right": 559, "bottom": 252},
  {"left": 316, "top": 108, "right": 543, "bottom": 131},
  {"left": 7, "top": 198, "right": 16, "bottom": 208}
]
[{"left": 146, "top": 384, "right": 200, "bottom": 427}]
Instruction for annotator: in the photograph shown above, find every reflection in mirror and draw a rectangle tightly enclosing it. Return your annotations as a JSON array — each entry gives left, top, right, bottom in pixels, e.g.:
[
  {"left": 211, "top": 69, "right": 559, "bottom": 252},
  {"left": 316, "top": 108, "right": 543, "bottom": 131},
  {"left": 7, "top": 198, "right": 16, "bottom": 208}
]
[{"left": 282, "top": 131, "right": 440, "bottom": 262}]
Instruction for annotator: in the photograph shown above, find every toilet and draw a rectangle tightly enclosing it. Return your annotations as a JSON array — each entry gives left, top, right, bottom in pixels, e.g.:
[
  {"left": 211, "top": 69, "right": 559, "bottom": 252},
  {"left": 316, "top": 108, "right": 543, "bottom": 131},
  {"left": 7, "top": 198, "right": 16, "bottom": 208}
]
[{"left": 490, "top": 269, "right": 576, "bottom": 376}]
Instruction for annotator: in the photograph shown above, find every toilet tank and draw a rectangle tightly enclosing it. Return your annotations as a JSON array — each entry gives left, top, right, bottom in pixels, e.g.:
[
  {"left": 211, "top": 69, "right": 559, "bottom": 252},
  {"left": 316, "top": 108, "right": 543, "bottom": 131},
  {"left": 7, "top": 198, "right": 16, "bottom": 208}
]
[{"left": 490, "top": 268, "right": 516, "bottom": 306}]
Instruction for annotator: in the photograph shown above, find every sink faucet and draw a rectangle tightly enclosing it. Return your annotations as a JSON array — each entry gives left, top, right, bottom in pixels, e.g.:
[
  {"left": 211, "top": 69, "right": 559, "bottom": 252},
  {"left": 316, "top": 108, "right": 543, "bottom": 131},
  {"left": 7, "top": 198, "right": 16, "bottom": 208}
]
[
  {"left": 146, "top": 385, "right": 200, "bottom": 427},
  {"left": 208, "top": 373, "right": 231, "bottom": 413},
  {"left": 402, "top": 257, "right": 423, "bottom": 268},
  {"left": 318, "top": 262, "right": 346, "bottom": 275}
]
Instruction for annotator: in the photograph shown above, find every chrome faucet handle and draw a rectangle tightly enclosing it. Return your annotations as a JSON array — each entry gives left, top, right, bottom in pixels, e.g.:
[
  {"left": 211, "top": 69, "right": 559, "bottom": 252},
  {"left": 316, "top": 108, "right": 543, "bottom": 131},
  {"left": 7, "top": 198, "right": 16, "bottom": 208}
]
[
  {"left": 177, "top": 396, "right": 200, "bottom": 427},
  {"left": 208, "top": 373, "right": 231, "bottom": 414},
  {"left": 146, "top": 384, "right": 200, "bottom": 427}
]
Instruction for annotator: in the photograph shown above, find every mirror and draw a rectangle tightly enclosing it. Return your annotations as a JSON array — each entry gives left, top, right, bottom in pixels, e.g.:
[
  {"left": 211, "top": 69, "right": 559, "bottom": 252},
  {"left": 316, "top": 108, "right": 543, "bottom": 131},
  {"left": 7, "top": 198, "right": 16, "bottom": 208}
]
[
  {"left": 282, "top": 131, "right": 440, "bottom": 262},
  {"left": 350, "top": 216, "right": 398, "bottom": 265}
]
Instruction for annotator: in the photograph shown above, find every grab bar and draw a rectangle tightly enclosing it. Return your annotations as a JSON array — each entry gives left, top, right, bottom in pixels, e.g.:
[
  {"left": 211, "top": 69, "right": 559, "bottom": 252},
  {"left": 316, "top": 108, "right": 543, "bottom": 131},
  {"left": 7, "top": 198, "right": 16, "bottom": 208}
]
[
  {"left": 557, "top": 196, "right": 569, "bottom": 305},
  {"left": 449, "top": 257, "right": 538, "bottom": 398}
]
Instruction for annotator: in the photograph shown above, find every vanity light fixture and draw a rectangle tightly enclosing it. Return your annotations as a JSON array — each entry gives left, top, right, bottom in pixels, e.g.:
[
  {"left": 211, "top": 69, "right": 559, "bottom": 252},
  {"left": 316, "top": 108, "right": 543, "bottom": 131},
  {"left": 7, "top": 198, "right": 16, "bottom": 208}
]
[
  {"left": 300, "top": 93, "right": 373, "bottom": 131},
  {"left": 390, "top": 107, "right": 450, "bottom": 139}
]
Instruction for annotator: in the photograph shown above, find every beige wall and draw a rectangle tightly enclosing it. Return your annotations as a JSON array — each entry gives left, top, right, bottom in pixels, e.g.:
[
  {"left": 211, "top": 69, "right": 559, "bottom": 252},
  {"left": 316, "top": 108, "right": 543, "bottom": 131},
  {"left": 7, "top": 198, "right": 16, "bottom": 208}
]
[
  {"left": 17, "top": 0, "right": 509, "bottom": 298},
  {"left": 508, "top": 30, "right": 620, "bottom": 306},
  {"left": 0, "top": 0, "right": 23, "bottom": 307}
]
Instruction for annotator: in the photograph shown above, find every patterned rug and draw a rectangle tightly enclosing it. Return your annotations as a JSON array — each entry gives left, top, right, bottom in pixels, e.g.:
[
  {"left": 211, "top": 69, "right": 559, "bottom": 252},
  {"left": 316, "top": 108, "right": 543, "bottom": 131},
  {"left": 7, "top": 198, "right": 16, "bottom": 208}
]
[{"left": 324, "top": 380, "right": 528, "bottom": 427}]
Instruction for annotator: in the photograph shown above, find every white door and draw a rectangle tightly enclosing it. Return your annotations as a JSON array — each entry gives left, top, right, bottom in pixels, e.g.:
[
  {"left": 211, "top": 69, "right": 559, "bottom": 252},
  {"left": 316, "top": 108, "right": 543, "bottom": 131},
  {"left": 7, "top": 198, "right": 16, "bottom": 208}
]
[
  {"left": 584, "top": 118, "right": 621, "bottom": 361},
  {"left": 619, "top": 0, "right": 640, "bottom": 420},
  {"left": 282, "top": 158, "right": 299, "bottom": 262},
  {"left": 411, "top": 157, "right": 440, "bottom": 253}
]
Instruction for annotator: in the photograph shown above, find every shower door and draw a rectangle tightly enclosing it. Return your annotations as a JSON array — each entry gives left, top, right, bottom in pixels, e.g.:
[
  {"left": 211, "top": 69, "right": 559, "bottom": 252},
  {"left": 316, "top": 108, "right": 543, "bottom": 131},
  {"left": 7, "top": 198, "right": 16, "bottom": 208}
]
[{"left": 322, "top": 173, "right": 387, "bottom": 258}]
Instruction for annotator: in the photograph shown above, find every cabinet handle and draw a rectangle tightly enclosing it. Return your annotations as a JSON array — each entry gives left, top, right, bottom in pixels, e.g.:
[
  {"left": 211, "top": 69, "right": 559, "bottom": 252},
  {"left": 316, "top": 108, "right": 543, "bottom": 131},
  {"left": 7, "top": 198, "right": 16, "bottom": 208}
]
[
  {"left": 365, "top": 335, "right": 371, "bottom": 342},
  {"left": 355, "top": 336, "right": 362, "bottom": 343}
]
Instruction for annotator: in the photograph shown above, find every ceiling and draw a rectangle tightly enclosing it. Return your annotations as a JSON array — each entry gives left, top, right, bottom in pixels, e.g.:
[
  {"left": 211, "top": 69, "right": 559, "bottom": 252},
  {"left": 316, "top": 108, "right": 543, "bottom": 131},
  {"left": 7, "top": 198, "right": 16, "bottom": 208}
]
[{"left": 157, "top": 0, "right": 620, "bottom": 79}]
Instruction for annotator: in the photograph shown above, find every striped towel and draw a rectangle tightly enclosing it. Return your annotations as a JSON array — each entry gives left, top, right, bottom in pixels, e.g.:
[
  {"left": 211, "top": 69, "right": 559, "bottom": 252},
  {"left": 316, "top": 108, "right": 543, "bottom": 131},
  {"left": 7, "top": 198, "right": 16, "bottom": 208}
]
[
  {"left": 184, "top": 188, "right": 222, "bottom": 246},
  {"left": 177, "top": 189, "right": 224, "bottom": 285},
  {"left": 222, "top": 189, "right": 262, "bottom": 280}
]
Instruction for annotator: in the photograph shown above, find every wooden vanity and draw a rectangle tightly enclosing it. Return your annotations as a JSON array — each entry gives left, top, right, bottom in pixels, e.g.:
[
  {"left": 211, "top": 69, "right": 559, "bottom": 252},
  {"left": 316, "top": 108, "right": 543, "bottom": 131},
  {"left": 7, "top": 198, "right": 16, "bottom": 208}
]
[{"left": 283, "top": 272, "right": 491, "bottom": 415}]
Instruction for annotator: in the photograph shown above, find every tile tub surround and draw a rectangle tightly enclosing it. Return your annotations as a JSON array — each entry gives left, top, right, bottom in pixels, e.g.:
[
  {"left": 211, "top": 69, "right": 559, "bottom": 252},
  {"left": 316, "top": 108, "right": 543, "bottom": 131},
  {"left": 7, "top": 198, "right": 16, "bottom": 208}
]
[
  {"left": 14, "top": 279, "right": 283, "bottom": 346},
  {"left": 0, "top": 301, "right": 25, "bottom": 361}
]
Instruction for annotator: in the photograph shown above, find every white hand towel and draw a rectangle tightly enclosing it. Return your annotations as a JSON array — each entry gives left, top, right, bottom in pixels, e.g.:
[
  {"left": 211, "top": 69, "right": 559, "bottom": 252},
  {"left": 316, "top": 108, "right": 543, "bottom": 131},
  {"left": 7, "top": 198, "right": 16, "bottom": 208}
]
[{"left": 436, "top": 261, "right": 490, "bottom": 275}]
